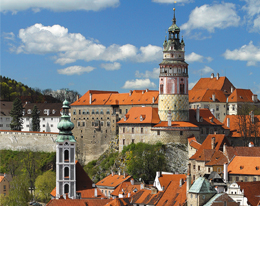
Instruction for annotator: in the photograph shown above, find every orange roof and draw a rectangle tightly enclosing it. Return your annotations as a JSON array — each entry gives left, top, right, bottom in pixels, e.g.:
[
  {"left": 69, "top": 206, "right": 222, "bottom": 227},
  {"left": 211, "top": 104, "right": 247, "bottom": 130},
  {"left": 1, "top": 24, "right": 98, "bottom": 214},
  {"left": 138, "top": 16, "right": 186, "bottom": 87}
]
[
  {"left": 71, "top": 89, "right": 159, "bottom": 106},
  {"left": 228, "top": 89, "right": 253, "bottom": 103},
  {"left": 0, "top": 176, "right": 4, "bottom": 183},
  {"left": 153, "top": 121, "right": 198, "bottom": 128},
  {"left": 190, "top": 134, "right": 230, "bottom": 161},
  {"left": 111, "top": 181, "right": 141, "bottom": 197},
  {"left": 189, "top": 109, "right": 226, "bottom": 127},
  {"left": 228, "top": 156, "right": 260, "bottom": 176},
  {"left": 237, "top": 181, "right": 260, "bottom": 206},
  {"left": 50, "top": 161, "right": 106, "bottom": 199},
  {"left": 191, "top": 76, "right": 234, "bottom": 95},
  {"left": 130, "top": 189, "right": 164, "bottom": 205},
  {"left": 46, "top": 198, "right": 112, "bottom": 206},
  {"left": 205, "top": 150, "right": 228, "bottom": 166},
  {"left": 189, "top": 89, "right": 227, "bottom": 103},
  {"left": 105, "top": 198, "right": 131, "bottom": 206},
  {"left": 156, "top": 180, "right": 187, "bottom": 206},
  {"left": 96, "top": 173, "right": 132, "bottom": 188},
  {"left": 158, "top": 174, "right": 186, "bottom": 190},
  {"left": 225, "top": 146, "right": 260, "bottom": 161},
  {"left": 223, "top": 115, "right": 260, "bottom": 137},
  {"left": 117, "top": 107, "right": 160, "bottom": 125},
  {"left": 188, "top": 135, "right": 201, "bottom": 150}
]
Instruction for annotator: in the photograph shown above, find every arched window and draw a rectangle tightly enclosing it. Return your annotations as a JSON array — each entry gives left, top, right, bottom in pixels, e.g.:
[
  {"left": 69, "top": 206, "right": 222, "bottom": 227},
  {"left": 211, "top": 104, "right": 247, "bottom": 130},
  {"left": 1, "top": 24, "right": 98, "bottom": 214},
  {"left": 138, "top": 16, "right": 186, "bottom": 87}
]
[
  {"left": 64, "top": 167, "right": 69, "bottom": 178},
  {"left": 64, "top": 150, "right": 69, "bottom": 161},
  {"left": 180, "top": 84, "right": 184, "bottom": 94},
  {"left": 64, "top": 184, "right": 69, "bottom": 194}
]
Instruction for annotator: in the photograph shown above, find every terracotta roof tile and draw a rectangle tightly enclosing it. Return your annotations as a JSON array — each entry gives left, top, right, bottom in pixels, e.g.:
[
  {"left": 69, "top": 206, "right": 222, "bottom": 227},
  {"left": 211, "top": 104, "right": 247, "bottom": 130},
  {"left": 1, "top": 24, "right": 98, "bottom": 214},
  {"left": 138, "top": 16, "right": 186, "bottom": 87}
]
[
  {"left": 117, "top": 107, "right": 160, "bottom": 125},
  {"left": 228, "top": 89, "right": 253, "bottom": 103},
  {"left": 46, "top": 198, "right": 112, "bottom": 206},
  {"left": 105, "top": 198, "right": 131, "bottom": 206},
  {"left": 236, "top": 181, "right": 260, "bottom": 206},
  {"left": 111, "top": 181, "right": 141, "bottom": 197},
  {"left": 205, "top": 150, "right": 228, "bottom": 166},
  {"left": 96, "top": 174, "right": 132, "bottom": 188},
  {"left": 228, "top": 156, "right": 260, "bottom": 176},
  {"left": 225, "top": 146, "right": 260, "bottom": 161},
  {"left": 189, "top": 89, "right": 227, "bottom": 103},
  {"left": 158, "top": 174, "right": 186, "bottom": 190},
  {"left": 131, "top": 189, "right": 164, "bottom": 205},
  {"left": 153, "top": 121, "right": 198, "bottom": 128}
]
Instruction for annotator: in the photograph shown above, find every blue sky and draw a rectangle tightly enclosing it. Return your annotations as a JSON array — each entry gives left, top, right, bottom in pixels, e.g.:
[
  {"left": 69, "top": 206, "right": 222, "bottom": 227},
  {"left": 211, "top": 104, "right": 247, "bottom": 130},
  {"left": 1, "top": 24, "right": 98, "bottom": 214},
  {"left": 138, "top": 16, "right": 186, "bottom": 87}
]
[{"left": 1, "top": 0, "right": 260, "bottom": 96}]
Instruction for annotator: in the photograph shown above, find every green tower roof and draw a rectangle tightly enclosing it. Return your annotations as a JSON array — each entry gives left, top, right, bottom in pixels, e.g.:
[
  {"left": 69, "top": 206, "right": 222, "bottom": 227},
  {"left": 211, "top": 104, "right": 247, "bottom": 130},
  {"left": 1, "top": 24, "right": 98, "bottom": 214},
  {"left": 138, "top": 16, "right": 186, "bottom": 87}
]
[{"left": 188, "top": 177, "right": 217, "bottom": 194}]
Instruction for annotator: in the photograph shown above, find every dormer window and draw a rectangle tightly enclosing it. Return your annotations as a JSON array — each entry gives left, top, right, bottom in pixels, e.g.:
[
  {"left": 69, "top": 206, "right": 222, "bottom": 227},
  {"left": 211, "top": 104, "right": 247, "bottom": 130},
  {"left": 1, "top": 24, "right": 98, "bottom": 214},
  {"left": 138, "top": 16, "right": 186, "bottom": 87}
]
[
  {"left": 27, "top": 109, "right": 31, "bottom": 114},
  {"left": 240, "top": 166, "right": 244, "bottom": 170},
  {"left": 52, "top": 109, "right": 56, "bottom": 114}
]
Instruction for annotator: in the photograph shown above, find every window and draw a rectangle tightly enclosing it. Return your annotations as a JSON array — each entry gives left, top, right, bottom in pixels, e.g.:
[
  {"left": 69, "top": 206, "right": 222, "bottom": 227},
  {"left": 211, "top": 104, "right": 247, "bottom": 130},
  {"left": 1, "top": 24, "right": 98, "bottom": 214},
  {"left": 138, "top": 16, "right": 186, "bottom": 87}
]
[
  {"left": 73, "top": 110, "right": 76, "bottom": 115},
  {"left": 180, "top": 131, "right": 183, "bottom": 135},
  {"left": 245, "top": 177, "right": 248, "bottom": 182},
  {"left": 132, "top": 139, "right": 135, "bottom": 144},
  {"left": 123, "top": 139, "right": 125, "bottom": 145},
  {"left": 193, "top": 165, "right": 195, "bottom": 170},
  {"left": 64, "top": 150, "right": 69, "bottom": 161},
  {"left": 107, "top": 121, "right": 110, "bottom": 127},
  {"left": 253, "top": 177, "right": 256, "bottom": 182},
  {"left": 78, "top": 122, "right": 80, "bottom": 127},
  {"left": 141, "top": 128, "right": 143, "bottom": 134},
  {"left": 119, "top": 109, "right": 122, "bottom": 114},
  {"left": 216, "top": 105, "right": 219, "bottom": 111},
  {"left": 82, "top": 122, "right": 85, "bottom": 127},
  {"left": 43, "top": 124, "right": 45, "bottom": 127},
  {"left": 100, "top": 110, "right": 104, "bottom": 115},
  {"left": 79, "top": 110, "right": 81, "bottom": 115},
  {"left": 106, "top": 109, "right": 110, "bottom": 115},
  {"left": 132, "top": 128, "right": 134, "bottom": 133},
  {"left": 51, "top": 124, "right": 53, "bottom": 127},
  {"left": 3, "top": 185, "right": 6, "bottom": 191},
  {"left": 92, "top": 109, "right": 95, "bottom": 115},
  {"left": 202, "top": 195, "right": 205, "bottom": 200},
  {"left": 96, "top": 110, "right": 99, "bottom": 114},
  {"left": 123, "top": 127, "right": 125, "bottom": 133},
  {"left": 157, "top": 130, "right": 160, "bottom": 136},
  {"left": 125, "top": 109, "right": 128, "bottom": 114},
  {"left": 51, "top": 118, "right": 53, "bottom": 121},
  {"left": 198, "top": 166, "right": 200, "bottom": 171},
  {"left": 236, "top": 177, "right": 239, "bottom": 181},
  {"left": 208, "top": 167, "right": 211, "bottom": 172},
  {"left": 64, "top": 184, "right": 69, "bottom": 193}
]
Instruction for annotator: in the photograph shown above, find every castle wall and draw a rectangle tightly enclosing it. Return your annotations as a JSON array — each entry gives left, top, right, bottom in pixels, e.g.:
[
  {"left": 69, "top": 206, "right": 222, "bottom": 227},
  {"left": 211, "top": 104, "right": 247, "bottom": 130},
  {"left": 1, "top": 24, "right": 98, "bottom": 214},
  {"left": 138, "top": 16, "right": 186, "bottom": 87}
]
[{"left": 0, "top": 130, "right": 57, "bottom": 152}]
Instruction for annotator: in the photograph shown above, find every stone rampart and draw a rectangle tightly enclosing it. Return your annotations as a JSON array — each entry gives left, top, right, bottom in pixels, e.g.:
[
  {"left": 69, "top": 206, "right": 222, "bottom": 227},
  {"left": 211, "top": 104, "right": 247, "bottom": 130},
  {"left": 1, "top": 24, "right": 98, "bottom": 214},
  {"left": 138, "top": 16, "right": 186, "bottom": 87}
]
[{"left": 0, "top": 130, "right": 58, "bottom": 152}]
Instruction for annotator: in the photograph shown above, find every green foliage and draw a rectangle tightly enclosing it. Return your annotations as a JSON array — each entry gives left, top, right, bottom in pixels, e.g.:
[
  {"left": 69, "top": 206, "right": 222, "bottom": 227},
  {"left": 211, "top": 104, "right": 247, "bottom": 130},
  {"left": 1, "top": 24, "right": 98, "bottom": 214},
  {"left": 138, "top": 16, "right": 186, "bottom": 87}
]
[
  {"left": 0, "top": 175, "right": 31, "bottom": 206},
  {"left": 10, "top": 97, "right": 24, "bottom": 131},
  {"left": 32, "top": 105, "right": 40, "bottom": 131},
  {"left": 122, "top": 142, "right": 167, "bottom": 182},
  {"left": 35, "top": 170, "right": 56, "bottom": 203}
]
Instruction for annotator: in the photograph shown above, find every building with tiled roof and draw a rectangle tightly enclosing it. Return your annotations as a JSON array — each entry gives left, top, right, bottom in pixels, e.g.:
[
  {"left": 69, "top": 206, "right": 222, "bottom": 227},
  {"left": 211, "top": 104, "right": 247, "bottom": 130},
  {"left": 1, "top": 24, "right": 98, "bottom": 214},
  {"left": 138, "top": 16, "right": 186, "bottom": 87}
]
[
  {"left": 189, "top": 74, "right": 260, "bottom": 123},
  {"left": 111, "top": 180, "right": 142, "bottom": 199},
  {"left": 130, "top": 188, "right": 164, "bottom": 206},
  {"left": 96, "top": 172, "right": 132, "bottom": 198},
  {"left": 22, "top": 102, "right": 62, "bottom": 133},
  {"left": 189, "top": 134, "right": 230, "bottom": 180},
  {"left": 203, "top": 193, "right": 239, "bottom": 206},
  {"left": 0, "top": 174, "right": 10, "bottom": 197},
  {"left": 236, "top": 181, "right": 260, "bottom": 206},
  {"left": 226, "top": 182, "right": 249, "bottom": 206},
  {"left": 227, "top": 156, "right": 260, "bottom": 183},
  {"left": 188, "top": 135, "right": 201, "bottom": 158},
  {"left": 70, "top": 89, "right": 159, "bottom": 163},
  {"left": 0, "top": 101, "right": 13, "bottom": 130}
]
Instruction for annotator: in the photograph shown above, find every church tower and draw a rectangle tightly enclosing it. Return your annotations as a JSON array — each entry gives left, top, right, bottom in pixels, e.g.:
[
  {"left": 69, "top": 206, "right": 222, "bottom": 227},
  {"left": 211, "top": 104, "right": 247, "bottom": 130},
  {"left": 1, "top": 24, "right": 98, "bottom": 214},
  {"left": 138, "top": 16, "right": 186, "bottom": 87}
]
[
  {"left": 55, "top": 98, "right": 76, "bottom": 199},
  {"left": 158, "top": 8, "right": 189, "bottom": 122}
]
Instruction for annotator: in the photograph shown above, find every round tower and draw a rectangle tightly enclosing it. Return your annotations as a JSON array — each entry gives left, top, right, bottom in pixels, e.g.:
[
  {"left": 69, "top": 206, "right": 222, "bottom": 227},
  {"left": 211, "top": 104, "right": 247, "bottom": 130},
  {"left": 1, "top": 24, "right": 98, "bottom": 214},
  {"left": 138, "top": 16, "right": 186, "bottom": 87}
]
[{"left": 158, "top": 8, "right": 189, "bottom": 122}]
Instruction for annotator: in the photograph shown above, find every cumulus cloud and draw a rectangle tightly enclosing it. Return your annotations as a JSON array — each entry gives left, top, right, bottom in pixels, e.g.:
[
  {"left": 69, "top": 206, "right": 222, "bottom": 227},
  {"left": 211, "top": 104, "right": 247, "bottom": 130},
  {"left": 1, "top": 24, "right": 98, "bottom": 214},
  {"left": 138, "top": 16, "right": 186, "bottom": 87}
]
[
  {"left": 14, "top": 23, "right": 162, "bottom": 65},
  {"left": 186, "top": 52, "right": 212, "bottom": 63},
  {"left": 223, "top": 41, "right": 260, "bottom": 66},
  {"left": 181, "top": 3, "right": 240, "bottom": 34},
  {"left": 1, "top": 0, "right": 120, "bottom": 13},
  {"left": 243, "top": 0, "right": 260, "bottom": 17},
  {"left": 135, "top": 68, "right": 160, "bottom": 79},
  {"left": 122, "top": 79, "right": 156, "bottom": 89},
  {"left": 253, "top": 15, "right": 260, "bottom": 30},
  {"left": 152, "top": 0, "right": 192, "bottom": 3},
  {"left": 100, "top": 62, "right": 121, "bottom": 70},
  {"left": 57, "top": 66, "right": 95, "bottom": 75},
  {"left": 193, "top": 66, "right": 214, "bottom": 76}
]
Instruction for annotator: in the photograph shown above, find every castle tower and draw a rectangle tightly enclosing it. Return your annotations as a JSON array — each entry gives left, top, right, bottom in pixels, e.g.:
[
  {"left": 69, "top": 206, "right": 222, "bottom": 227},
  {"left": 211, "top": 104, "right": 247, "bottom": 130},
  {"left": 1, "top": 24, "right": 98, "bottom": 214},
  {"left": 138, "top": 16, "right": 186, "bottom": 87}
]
[
  {"left": 158, "top": 8, "right": 189, "bottom": 122},
  {"left": 55, "top": 98, "right": 76, "bottom": 199}
]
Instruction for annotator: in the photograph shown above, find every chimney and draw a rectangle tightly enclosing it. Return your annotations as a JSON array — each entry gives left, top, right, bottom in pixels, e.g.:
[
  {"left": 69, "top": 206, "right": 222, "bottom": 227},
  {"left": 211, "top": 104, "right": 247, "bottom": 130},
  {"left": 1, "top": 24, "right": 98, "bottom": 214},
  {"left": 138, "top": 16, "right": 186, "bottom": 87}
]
[
  {"left": 179, "top": 178, "right": 183, "bottom": 187},
  {"left": 118, "top": 170, "right": 121, "bottom": 176},
  {"left": 252, "top": 94, "right": 258, "bottom": 102},
  {"left": 216, "top": 73, "right": 220, "bottom": 80},
  {"left": 4, "top": 173, "right": 6, "bottom": 177},
  {"left": 77, "top": 94, "right": 79, "bottom": 100},
  {"left": 223, "top": 163, "right": 228, "bottom": 183},
  {"left": 89, "top": 93, "right": 92, "bottom": 104},
  {"left": 223, "top": 143, "right": 227, "bottom": 155},
  {"left": 211, "top": 137, "right": 215, "bottom": 149},
  {"left": 249, "top": 142, "right": 254, "bottom": 147},
  {"left": 250, "top": 110, "right": 254, "bottom": 124},
  {"left": 128, "top": 192, "right": 131, "bottom": 198},
  {"left": 211, "top": 73, "right": 214, "bottom": 79},
  {"left": 210, "top": 108, "right": 215, "bottom": 116},
  {"left": 129, "top": 90, "right": 132, "bottom": 96},
  {"left": 186, "top": 173, "right": 191, "bottom": 193},
  {"left": 167, "top": 110, "right": 172, "bottom": 126},
  {"left": 111, "top": 171, "right": 114, "bottom": 177},
  {"left": 130, "top": 179, "right": 134, "bottom": 185},
  {"left": 123, "top": 171, "right": 126, "bottom": 178},
  {"left": 146, "top": 88, "right": 148, "bottom": 92},
  {"left": 94, "top": 188, "right": 98, "bottom": 197},
  {"left": 231, "top": 86, "right": 234, "bottom": 93},
  {"left": 212, "top": 93, "right": 215, "bottom": 102},
  {"left": 156, "top": 171, "right": 161, "bottom": 179},
  {"left": 142, "top": 90, "right": 145, "bottom": 94},
  {"left": 152, "top": 96, "right": 155, "bottom": 104},
  {"left": 140, "top": 183, "right": 144, "bottom": 189},
  {"left": 226, "top": 117, "right": 230, "bottom": 128},
  {"left": 196, "top": 107, "right": 200, "bottom": 122}
]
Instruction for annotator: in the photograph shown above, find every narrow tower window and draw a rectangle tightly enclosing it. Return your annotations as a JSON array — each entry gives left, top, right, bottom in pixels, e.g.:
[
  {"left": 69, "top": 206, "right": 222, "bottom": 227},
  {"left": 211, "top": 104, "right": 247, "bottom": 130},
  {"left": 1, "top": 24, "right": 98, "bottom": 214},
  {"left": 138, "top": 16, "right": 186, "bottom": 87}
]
[
  {"left": 64, "top": 167, "right": 69, "bottom": 178},
  {"left": 64, "top": 184, "right": 69, "bottom": 194},
  {"left": 64, "top": 150, "right": 69, "bottom": 161}
]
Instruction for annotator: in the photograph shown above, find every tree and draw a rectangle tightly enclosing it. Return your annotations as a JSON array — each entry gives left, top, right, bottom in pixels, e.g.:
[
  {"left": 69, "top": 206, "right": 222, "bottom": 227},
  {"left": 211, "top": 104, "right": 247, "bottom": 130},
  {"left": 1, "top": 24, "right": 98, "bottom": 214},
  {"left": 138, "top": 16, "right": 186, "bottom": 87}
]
[
  {"left": 31, "top": 105, "right": 40, "bottom": 132},
  {"left": 10, "top": 97, "right": 24, "bottom": 131},
  {"left": 0, "top": 175, "right": 31, "bottom": 206},
  {"left": 35, "top": 171, "right": 56, "bottom": 202}
]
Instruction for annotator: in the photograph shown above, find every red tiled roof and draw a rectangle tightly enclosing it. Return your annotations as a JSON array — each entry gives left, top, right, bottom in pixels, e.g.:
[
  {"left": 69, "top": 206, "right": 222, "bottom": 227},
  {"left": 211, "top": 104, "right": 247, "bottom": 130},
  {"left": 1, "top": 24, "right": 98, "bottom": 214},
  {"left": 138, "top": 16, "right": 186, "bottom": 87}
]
[
  {"left": 205, "top": 150, "right": 228, "bottom": 166},
  {"left": 0, "top": 176, "right": 5, "bottom": 183},
  {"left": 105, "top": 198, "right": 131, "bottom": 206},
  {"left": 156, "top": 180, "right": 187, "bottom": 206},
  {"left": 96, "top": 174, "right": 132, "bottom": 188},
  {"left": 153, "top": 121, "right": 198, "bottom": 128},
  {"left": 237, "top": 181, "right": 260, "bottom": 206},
  {"left": 228, "top": 156, "right": 260, "bottom": 176},
  {"left": 228, "top": 89, "right": 253, "bottom": 103},
  {"left": 46, "top": 198, "right": 112, "bottom": 206},
  {"left": 225, "top": 146, "right": 260, "bottom": 162},
  {"left": 189, "top": 89, "right": 227, "bottom": 103},
  {"left": 191, "top": 76, "right": 234, "bottom": 95},
  {"left": 117, "top": 107, "right": 160, "bottom": 125},
  {"left": 130, "top": 189, "right": 164, "bottom": 205},
  {"left": 71, "top": 90, "right": 159, "bottom": 106},
  {"left": 158, "top": 174, "right": 186, "bottom": 190},
  {"left": 111, "top": 181, "right": 141, "bottom": 197}
]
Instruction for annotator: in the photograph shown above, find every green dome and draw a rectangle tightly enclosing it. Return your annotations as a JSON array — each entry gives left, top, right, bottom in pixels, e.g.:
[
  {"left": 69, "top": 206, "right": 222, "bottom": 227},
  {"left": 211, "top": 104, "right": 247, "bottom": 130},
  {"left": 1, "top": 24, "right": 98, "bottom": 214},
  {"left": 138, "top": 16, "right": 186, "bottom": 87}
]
[
  {"left": 168, "top": 24, "right": 180, "bottom": 32},
  {"left": 57, "top": 116, "right": 74, "bottom": 132},
  {"left": 62, "top": 99, "right": 70, "bottom": 108}
]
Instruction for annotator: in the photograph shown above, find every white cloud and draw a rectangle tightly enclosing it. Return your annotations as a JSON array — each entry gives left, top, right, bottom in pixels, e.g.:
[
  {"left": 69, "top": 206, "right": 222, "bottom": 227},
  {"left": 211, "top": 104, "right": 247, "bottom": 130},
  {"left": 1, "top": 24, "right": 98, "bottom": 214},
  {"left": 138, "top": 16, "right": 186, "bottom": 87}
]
[
  {"left": 122, "top": 79, "right": 156, "bottom": 89},
  {"left": 253, "top": 15, "right": 260, "bottom": 29},
  {"left": 14, "top": 23, "right": 162, "bottom": 65},
  {"left": 181, "top": 3, "right": 240, "bottom": 34},
  {"left": 193, "top": 66, "right": 214, "bottom": 76},
  {"left": 2, "top": 32, "right": 15, "bottom": 41},
  {"left": 100, "top": 62, "right": 121, "bottom": 70},
  {"left": 223, "top": 41, "right": 260, "bottom": 66},
  {"left": 1, "top": 0, "right": 120, "bottom": 13},
  {"left": 186, "top": 52, "right": 212, "bottom": 63},
  {"left": 188, "top": 81, "right": 197, "bottom": 90},
  {"left": 152, "top": 0, "right": 192, "bottom": 3},
  {"left": 135, "top": 68, "right": 160, "bottom": 79},
  {"left": 243, "top": 0, "right": 260, "bottom": 17},
  {"left": 57, "top": 66, "right": 95, "bottom": 75}
]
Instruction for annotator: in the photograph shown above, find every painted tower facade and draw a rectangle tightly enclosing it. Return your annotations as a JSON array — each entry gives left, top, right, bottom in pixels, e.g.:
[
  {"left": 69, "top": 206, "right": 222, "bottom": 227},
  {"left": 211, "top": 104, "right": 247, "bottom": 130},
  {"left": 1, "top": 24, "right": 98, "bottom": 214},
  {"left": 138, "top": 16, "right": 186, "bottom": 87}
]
[
  {"left": 56, "top": 98, "right": 76, "bottom": 199},
  {"left": 158, "top": 9, "right": 189, "bottom": 122}
]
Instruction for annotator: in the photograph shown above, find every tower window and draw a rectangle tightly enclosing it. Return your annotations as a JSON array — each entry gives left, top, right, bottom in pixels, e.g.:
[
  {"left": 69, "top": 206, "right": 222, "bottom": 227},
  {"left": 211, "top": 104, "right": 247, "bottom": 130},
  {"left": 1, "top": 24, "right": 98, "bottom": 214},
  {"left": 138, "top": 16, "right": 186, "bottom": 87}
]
[
  {"left": 64, "top": 167, "right": 69, "bottom": 178},
  {"left": 64, "top": 184, "right": 69, "bottom": 194},
  {"left": 64, "top": 150, "right": 69, "bottom": 161}
]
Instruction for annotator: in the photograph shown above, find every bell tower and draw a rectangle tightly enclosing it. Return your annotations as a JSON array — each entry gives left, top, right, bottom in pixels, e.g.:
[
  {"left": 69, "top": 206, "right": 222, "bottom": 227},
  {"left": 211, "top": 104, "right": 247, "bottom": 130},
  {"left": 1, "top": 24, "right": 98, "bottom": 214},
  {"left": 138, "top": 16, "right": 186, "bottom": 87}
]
[
  {"left": 55, "top": 97, "right": 76, "bottom": 199},
  {"left": 158, "top": 8, "right": 189, "bottom": 122}
]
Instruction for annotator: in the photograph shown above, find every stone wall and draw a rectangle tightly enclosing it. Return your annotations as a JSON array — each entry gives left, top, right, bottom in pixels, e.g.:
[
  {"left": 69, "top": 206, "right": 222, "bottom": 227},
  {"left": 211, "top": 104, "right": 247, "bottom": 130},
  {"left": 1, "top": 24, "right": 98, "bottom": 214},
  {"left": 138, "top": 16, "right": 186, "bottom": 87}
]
[{"left": 0, "top": 130, "right": 57, "bottom": 152}]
